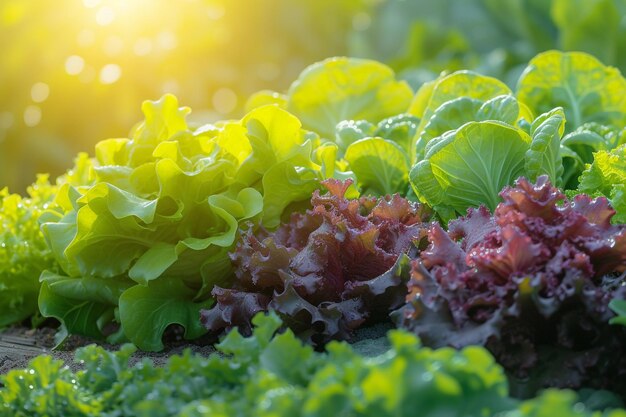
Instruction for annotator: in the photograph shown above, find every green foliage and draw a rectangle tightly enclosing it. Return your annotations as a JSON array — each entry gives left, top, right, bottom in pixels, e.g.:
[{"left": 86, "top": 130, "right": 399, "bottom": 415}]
[
  {"left": 336, "top": 114, "right": 419, "bottom": 197},
  {"left": 577, "top": 145, "right": 626, "bottom": 223},
  {"left": 407, "top": 83, "right": 564, "bottom": 220},
  {"left": 38, "top": 95, "right": 337, "bottom": 350},
  {"left": 1, "top": 313, "right": 615, "bottom": 417},
  {"left": 517, "top": 50, "right": 626, "bottom": 132},
  {"left": 285, "top": 57, "right": 414, "bottom": 139},
  {"left": 610, "top": 300, "right": 626, "bottom": 326},
  {"left": 0, "top": 176, "right": 57, "bottom": 327}
]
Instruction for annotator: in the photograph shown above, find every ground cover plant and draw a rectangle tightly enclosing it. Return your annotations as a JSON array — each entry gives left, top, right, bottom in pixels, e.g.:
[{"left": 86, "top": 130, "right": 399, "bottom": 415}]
[
  {"left": 3, "top": 312, "right": 626, "bottom": 417},
  {"left": 2, "top": 34, "right": 626, "bottom": 417}
]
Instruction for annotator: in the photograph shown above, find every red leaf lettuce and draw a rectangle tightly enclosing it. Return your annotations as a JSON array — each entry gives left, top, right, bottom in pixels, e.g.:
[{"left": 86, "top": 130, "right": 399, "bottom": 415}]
[
  {"left": 201, "top": 179, "right": 431, "bottom": 345},
  {"left": 397, "top": 175, "right": 626, "bottom": 398}
]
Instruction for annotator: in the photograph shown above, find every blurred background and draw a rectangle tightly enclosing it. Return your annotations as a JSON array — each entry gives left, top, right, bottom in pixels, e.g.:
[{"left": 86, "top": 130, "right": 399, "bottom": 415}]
[{"left": 2, "top": 0, "right": 626, "bottom": 192}]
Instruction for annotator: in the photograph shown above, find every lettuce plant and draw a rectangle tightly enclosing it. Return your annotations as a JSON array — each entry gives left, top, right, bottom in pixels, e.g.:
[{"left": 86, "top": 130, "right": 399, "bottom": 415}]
[
  {"left": 517, "top": 50, "right": 626, "bottom": 187},
  {"left": 0, "top": 176, "right": 57, "bottom": 327},
  {"left": 334, "top": 114, "right": 419, "bottom": 197},
  {"left": 201, "top": 179, "right": 431, "bottom": 345},
  {"left": 286, "top": 57, "right": 414, "bottom": 139},
  {"left": 397, "top": 176, "right": 626, "bottom": 397},
  {"left": 38, "top": 95, "right": 338, "bottom": 351},
  {"left": 577, "top": 144, "right": 626, "bottom": 223},
  {"left": 517, "top": 51, "right": 626, "bottom": 133},
  {"left": 246, "top": 57, "right": 414, "bottom": 141},
  {"left": 409, "top": 108, "right": 564, "bottom": 221},
  {"left": 4, "top": 312, "right": 622, "bottom": 417}
]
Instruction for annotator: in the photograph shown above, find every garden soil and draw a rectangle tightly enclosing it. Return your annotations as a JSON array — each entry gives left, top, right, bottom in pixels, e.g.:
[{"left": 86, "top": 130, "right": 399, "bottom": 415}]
[{"left": 0, "top": 322, "right": 392, "bottom": 376}]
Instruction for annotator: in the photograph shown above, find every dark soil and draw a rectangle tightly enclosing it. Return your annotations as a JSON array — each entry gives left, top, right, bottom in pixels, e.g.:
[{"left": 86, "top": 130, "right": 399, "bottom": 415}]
[{"left": 0, "top": 321, "right": 393, "bottom": 375}]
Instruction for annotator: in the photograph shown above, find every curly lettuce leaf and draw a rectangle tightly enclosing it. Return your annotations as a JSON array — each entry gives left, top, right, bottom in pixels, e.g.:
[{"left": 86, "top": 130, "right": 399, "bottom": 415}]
[
  {"left": 398, "top": 175, "right": 626, "bottom": 396},
  {"left": 578, "top": 145, "right": 626, "bottom": 223},
  {"left": 201, "top": 179, "right": 430, "bottom": 345},
  {"left": 5, "top": 312, "right": 623, "bottom": 416},
  {"left": 517, "top": 50, "right": 626, "bottom": 132},
  {"left": 0, "top": 176, "right": 58, "bottom": 327},
  {"left": 287, "top": 57, "right": 413, "bottom": 138},
  {"left": 39, "top": 96, "right": 331, "bottom": 350}
]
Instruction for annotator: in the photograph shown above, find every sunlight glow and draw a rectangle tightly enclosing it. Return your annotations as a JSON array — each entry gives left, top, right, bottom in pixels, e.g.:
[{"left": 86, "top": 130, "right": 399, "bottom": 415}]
[
  {"left": 65, "top": 55, "right": 85, "bottom": 75},
  {"left": 95, "top": 6, "right": 115, "bottom": 26},
  {"left": 99, "top": 64, "right": 122, "bottom": 84},
  {"left": 30, "top": 83, "right": 50, "bottom": 103}
]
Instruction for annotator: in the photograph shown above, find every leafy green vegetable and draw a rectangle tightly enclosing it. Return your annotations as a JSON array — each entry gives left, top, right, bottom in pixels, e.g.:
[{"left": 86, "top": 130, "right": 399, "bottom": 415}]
[
  {"left": 525, "top": 107, "right": 566, "bottom": 187},
  {"left": 38, "top": 95, "right": 336, "bottom": 350},
  {"left": 410, "top": 120, "right": 559, "bottom": 220},
  {"left": 578, "top": 145, "right": 626, "bottom": 223},
  {"left": 610, "top": 299, "right": 626, "bottom": 326},
  {"left": 344, "top": 138, "right": 409, "bottom": 196},
  {"left": 0, "top": 176, "right": 57, "bottom": 327},
  {"left": 3, "top": 312, "right": 618, "bottom": 417},
  {"left": 286, "top": 57, "right": 414, "bottom": 139},
  {"left": 335, "top": 114, "right": 419, "bottom": 197},
  {"left": 517, "top": 50, "right": 626, "bottom": 132}
]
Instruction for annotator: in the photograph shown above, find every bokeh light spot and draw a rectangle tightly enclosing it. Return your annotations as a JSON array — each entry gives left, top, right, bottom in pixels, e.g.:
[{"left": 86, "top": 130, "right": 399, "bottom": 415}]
[
  {"left": 133, "top": 38, "right": 153, "bottom": 56},
  {"left": 82, "top": 0, "right": 101, "bottom": 8},
  {"left": 212, "top": 88, "right": 237, "bottom": 115},
  {"left": 96, "top": 6, "right": 115, "bottom": 26},
  {"left": 23, "top": 106, "right": 42, "bottom": 127},
  {"left": 65, "top": 55, "right": 85, "bottom": 75},
  {"left": 206, "top": 5, "right": 225, "bottom": 20},
  {"left": 104, "top": 36, "right": 124, "bottom": 56},
  {"left": 31, "top": 83, "right": 50, "bottom": 103},
  {"left": 157, "top": 31, "right": 177, "bottom": 50},
  {"left": 99, "top": 64, "right": 122, "bottom": 84}
]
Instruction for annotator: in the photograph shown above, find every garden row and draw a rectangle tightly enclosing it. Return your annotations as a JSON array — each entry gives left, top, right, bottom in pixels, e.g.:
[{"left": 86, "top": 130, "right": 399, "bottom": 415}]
[{"left": 2, "top": 50, "right": 626, "bottom": 414}]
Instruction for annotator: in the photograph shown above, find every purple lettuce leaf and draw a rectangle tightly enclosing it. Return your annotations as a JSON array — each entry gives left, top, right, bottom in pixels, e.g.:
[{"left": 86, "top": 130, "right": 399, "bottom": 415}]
[
  {"left": 397, "top": 175, "right": 626, "bottom": 397},
  {"left": 201, "top": 179, "right": 430, "bottom": 345}
]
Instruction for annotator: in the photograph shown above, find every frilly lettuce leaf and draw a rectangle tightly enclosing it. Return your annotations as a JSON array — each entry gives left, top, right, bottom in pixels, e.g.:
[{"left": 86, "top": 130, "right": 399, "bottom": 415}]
[
  {"left": 39, "top": 95, "right": 336, "bottom": 350},
  {"left": 578, "top": 144, "right": 626, "bottom": 223},
  {"left": 201, "top": 179, "right": 431, "bottom": 345},
  {"left": 0, "top": 176, "right": 57, "bottom": 327},
  {"left": 398, "top": 175, "right": 626, "bottom": 397},
  {"left": 517, "top": 50, "right": 626, "bottom": 132},
  {"left": 286, "top": 57, "right": 413, "bottom": 138}
]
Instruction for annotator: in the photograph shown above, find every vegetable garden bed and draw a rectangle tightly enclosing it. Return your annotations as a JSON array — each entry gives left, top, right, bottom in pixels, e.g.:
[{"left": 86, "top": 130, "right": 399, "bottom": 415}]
[{"left": 2, "top": 47, "right": 626, "bottom": 416}]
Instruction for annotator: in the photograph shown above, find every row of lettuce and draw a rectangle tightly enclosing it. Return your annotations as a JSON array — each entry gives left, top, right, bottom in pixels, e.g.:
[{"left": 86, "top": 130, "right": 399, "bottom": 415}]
[
  {"left": 2, "top": 312, "right": 626, "bottom": 417},
  {"left": 2, "top": 49, "right": 626, "bottom": 406}
]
